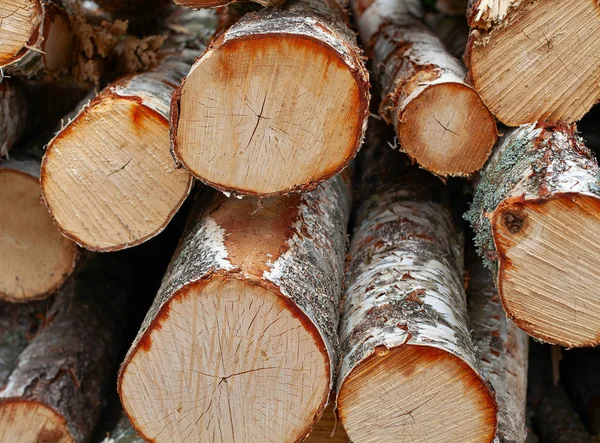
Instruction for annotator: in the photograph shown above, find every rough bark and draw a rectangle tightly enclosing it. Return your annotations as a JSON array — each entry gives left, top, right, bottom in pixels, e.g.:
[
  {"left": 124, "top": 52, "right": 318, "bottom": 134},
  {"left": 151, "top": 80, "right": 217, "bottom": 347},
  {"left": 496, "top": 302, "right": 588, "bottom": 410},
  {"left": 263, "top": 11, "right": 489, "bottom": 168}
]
[
  {"left": 0, "top": 300, "right": 48, "bottom": 386},
  {"left": 0, "top": 80, "right": 27, "bottom": 159},
  {"left": 465, "top": 0, "right": 600, "bottom": 126},
  {"left": 467, "top": 256, "right": 529, "bottom": 443},
  {"left": 352, "top": 0, "right": 496, "bottom": 177},
  {"left": 119, "top": 174, "right": 351, "bottom": 442},
  {"left": 465, "top": 123, "right": 600, "bottom": 347},
  {"left": 424, "top": 10, "right": 469, "bottom": 59},
  {"left": 0, "top": 255, "right": 129, "bottom": 443},
  {"left": 40, "top": 9, "right": 216, "bottom": 252},
  {"left": 336, "top": 124, "right": 496, "bottom": 443},
  {"left": 171, "top": 0, "right": 370, "bottom": 196},
  {"left": 0, "top": 145, "right": 78, "bottom": 302}
]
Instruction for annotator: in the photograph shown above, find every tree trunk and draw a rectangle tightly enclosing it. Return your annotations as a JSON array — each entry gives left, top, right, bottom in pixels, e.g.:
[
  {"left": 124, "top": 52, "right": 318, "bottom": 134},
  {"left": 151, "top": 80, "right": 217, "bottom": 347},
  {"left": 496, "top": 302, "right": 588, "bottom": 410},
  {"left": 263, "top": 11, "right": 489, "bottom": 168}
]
[
  {"left": 170, "top": 0, "right": 370, "bottom": 196},
  {"left": 0, "top": 255, "right": 129, "bottom": 443},
  {"left": 0, "top": 80, "right": 27, "bottom": 159},
  {"left": 465, "top": 123, "right": 600, "bottom": 348},
  {"left": 467, "top": 255, "right": 529, "bottom": 443},
  {"left": 336, "top": 124, "right": 496, "bottom": 443},
  {"left": 0, "top": 146, "right": 78, "bottom": 303},
  {"left": 118, "top": 173, "right": 351, "bottom": 443},
  {"left": 0, "top": 300, "right": 49, "bottom": 386},
  {"left": 40, "top": 9, "right": 216, "bottom": 252},
  {"left": 465, "top": 0, "right": 600, "bottom": 126},
  {"left": 351, "top": 0, "right": 496, "bottom": 177}
]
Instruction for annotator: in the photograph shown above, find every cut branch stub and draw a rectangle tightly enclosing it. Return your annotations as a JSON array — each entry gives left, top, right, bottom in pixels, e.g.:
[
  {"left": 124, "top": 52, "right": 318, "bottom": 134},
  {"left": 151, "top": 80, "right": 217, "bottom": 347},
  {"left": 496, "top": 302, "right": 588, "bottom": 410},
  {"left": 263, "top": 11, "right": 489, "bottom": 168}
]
[
  {"left": 336, "top": 125, "right": 496, "bottom": 443},
  {"left": 40, "top": 9, "right": 217, "bottom": 252},
  {"left": 171, "top": 0, "right": 370, "bottom": 196},
  {"left": 352, "top": 0, "right": 496, "bottom": 177},
  {"left": 118, "top": 174, "right": 351, "bottom": 442},
  {"left": 465, "top": 123, "right": 600, "bottom": 347},
  {"left": 0, "top": 152, "right": 77, "bottom": 302},
  {"left": 465, "top": 0, "right": 600, "bottom": 125}
]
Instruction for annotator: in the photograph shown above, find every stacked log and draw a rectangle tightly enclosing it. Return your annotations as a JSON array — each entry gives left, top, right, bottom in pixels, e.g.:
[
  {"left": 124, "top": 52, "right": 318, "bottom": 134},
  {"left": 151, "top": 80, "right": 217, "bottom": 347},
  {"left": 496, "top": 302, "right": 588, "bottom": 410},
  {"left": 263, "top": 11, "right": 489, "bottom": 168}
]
[
  {"left": 118, "top": 174, "right": 351, "bottom": 442},
  {"left": 0, "top": 255, "right": 129, "bottom": 442},
  {"left": 336, "top": 125, "right": 496, "bottom": 442},
  {"left": 351, "top": 0, "right": 496, "bottom": 176},
  {"left": 465, "top": 0, "right": 600, "bottom": 125},
  {"left": 170, "top": 0, "right": 370, "bottom": 196},
  {"left": 40, "top": 9, "right": 217, "bottom": 252},
  {"left": 465, "top": 123, "right": 600, "bottom": 347},
  {"left": 0, "top": 80, "right": 27, "bottom": 159}
]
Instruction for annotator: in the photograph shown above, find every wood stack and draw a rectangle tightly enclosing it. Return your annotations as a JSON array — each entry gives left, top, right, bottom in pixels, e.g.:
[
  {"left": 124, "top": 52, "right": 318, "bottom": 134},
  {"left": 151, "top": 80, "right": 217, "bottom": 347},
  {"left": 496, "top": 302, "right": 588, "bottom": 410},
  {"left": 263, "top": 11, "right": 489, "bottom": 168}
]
[{"left": 2, "top": 0, "right": 600, "bottom": 441}]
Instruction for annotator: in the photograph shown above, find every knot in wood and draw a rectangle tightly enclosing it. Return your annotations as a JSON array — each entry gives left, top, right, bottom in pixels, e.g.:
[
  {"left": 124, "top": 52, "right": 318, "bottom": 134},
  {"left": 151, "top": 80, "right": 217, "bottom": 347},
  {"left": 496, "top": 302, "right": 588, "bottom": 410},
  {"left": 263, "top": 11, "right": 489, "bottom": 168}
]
[{"left": 503, "top": 210, "right": 526, "bottom": 234}]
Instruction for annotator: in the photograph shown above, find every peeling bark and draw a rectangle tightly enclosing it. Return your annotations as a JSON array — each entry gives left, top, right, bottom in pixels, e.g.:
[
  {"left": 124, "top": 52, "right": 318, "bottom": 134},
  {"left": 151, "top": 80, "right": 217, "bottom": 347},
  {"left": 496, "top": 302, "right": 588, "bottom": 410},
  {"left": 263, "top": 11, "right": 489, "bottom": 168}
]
[
  {"left": 0, "top": 255, "right": 129, "bottom": 442},
  {"left": 119, "top": 174, "right": 351, "bottom": 442},
  {"left": 0, "top": 80, "right": 27, "bottom": 159},
  {"left": 351, "top": 0, "right": 496, "bottom": 177},
  {"left": 336, "top": 124, "right": 496, "bottom": 442},
  {"left": 465, "top": 123, "right": 600, "bottom": 347},
  {"left": 467, "top": 256, "right": 528, "bottom": 443}
]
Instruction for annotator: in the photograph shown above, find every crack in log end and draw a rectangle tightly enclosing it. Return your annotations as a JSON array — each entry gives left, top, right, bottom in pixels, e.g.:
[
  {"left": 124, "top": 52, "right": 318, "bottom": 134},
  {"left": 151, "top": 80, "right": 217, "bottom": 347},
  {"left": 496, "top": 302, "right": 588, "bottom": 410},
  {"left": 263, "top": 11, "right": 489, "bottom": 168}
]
[{"left": 502, "top": 210, "right": 527, "bottom": 234}]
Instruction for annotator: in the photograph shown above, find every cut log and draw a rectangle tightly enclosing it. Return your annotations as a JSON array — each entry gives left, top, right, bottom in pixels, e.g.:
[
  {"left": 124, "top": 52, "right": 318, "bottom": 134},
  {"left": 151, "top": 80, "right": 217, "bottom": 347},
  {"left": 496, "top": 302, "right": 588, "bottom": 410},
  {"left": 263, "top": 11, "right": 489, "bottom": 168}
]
[
  {"left": 0, "top": 255, "right": 129, "bottom": 443},
  {"left": 0, "top": 80, "right": 27, "bottom": 159},
  {"left": 465, "top": 0, "right": 600, "bottom": 126},
  {"left": 0, "top": 300, "right": 48, "bottom": 385},
  {"left": 465, "top": 123, "right": 600, "bottom": 347},
  {"left": 171, "top": 0, "right": 370, "bottom": 196},
  {"left": 336, "top": 125, "right": 496, "bottom": 443},
  {"left": 352, "top": 0, "right": 496, "bottom": 177},
  {"left": 40, "top": 9, "right": 217, "bottom": 252},
  {"left": 174, "top": 0, "right": 281, "bottom": 8},
  {"left": 119, "top": 174, "right": 351, "bottom": 442},
  {"left": 0, "top": 147, "right": 78, "bottom": 302},
  {"left": 424, "top": 10, "right": 469, "bottom": 60},
  {"left": 467, "top": 255, "right": 529, "bottom": 442}
]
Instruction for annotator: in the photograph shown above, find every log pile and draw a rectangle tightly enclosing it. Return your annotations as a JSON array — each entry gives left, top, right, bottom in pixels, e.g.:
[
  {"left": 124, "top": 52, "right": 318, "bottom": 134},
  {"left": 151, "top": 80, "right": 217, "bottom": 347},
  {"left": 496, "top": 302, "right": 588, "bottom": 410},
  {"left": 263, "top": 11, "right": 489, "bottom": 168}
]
[{"left": 2, "top": 0, "right": 600, "bottom": 441}]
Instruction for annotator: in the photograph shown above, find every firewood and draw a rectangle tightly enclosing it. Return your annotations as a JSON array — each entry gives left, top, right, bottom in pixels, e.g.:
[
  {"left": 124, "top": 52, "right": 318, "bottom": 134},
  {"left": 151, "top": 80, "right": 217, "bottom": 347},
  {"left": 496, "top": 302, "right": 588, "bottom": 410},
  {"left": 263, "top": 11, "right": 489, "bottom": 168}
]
[
  {"left": 467, "top": 255, "right": 529, "bottom": 442},
  {"left": 174, "top": 0, "right": 281, "bottom": 8},
  {"left": 351, "top": 0, "right": 496, "bottom": 177},
  {"left": 465, "top": 0, "right": 600, "bottom": 126},
  {"left": 465, "top": 123, "right": 600, "bottom": 347},
  {"left": 0, "top": 300, "right": 48, "bottom": 385},
  {"left": 118, "top": 174, "right": 351, "bottom": 442},
  {"left": 0, "top": 80, "right": 27, "bottom": 159},
  {"left": 40, "top": 9, "right": 216, "bottom": 252},
  {"left": 0, "top": 255, "right": 129, "bottom": 442},
  {"left": 424, "top": 9, "right": 469, "bottom": 60},
  {"left": 170, "top": 0, "right": 370, "bottom": 196},
  {"left": 0, "top": 146, "right": 78, "bottom": 302},
  {"left": 336, "top": 125, "right": 496, "bottom": 443}
]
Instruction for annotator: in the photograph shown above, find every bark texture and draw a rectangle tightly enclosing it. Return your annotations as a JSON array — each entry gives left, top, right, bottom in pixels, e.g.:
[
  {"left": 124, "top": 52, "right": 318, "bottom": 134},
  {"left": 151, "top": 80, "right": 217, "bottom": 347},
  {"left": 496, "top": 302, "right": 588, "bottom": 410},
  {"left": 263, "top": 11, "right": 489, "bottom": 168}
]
[
  {"left": 119, "top": 174, "right": 351, "bottom": 441},
  {"left": 424, "top": 10, "right": 469, "bottom": 59},
  {"left": 174, "top": 0, "right": 282, "bottom": 8},
  {"left": 0, "top": 80, "right": 27, "bottom": 159},
  {"left": 0, "top": 255, "right": 129, "bottom": 442},
  {"left": 467, "top": 257, "right": 528, "bottom": 443},
  {"left": 170, "top": 0, "right": 370, "bottom": 196}
]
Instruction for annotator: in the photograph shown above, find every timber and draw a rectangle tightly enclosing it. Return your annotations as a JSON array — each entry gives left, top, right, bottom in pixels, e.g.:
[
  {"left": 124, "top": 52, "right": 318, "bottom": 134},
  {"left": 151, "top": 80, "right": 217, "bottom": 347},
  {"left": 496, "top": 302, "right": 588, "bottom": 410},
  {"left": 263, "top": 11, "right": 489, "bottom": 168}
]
[
  {"left": 171, "top": 0, "right": 370, "bottom": 196},
  {"left": 0, "top": 255, "right": 129, "bottom": 443},
  {"left": 352, "top": 0, "right": 496, "bottom": 177},
  {"left": 173, "top": 0, "right": 282, "bottom": 8},
  {"left": 465, "top": 0, "right": 600, "bottom": 126},
  {"left": 465, "top": 123, "right": 600, "bottom": 347},
  {"left": 0, "top": 80, "right": 27, "bottom": 159},
  {"left": 40, "top": 9, "right": 217, "bottom": 252},
  {"left": 118, "top": 174, "right": 351, "bottom": 442},
  {"left": 467, "top": 255, "right": 529, "bottom": 442},
  {"left": 336, "top": 125, "right": 496, "bottom": 443},
  {"left": 0, "top": 145, "right": 78, "bottom": 302}
]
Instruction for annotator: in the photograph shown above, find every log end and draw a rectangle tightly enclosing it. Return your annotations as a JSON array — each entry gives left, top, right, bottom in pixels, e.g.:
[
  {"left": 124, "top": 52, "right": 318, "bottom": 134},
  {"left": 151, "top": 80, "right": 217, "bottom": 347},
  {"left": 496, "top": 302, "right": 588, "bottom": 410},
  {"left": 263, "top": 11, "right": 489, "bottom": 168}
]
[
  {"left": 493, "top": 193, "right": 600, "bottom": 347},
  {"left": 468, "top": 0, "right": 600, "bottom": 125},
  {"left": 173, "top": 34, "right": 369, "bottom": 196},
  {"left": 397, "top": 82, "right": 497, "bottom": 177},
  {"left": 0, "top": 169, "right": 77, "bottom": 302},
  {"left": 0, "top": 399, "right": 73, "bottom": 443},
  {"left": 119, "top": 276, "right": 331, "bottom": 442},
  {"left": 41, "top": 94, "right": 193, "bottom": 252},
  {"left": 337, "top": 345, "right": 497, "bottom": 443},
  {"left": 0, "top": 0, "right": 39, "bottom": 67}
]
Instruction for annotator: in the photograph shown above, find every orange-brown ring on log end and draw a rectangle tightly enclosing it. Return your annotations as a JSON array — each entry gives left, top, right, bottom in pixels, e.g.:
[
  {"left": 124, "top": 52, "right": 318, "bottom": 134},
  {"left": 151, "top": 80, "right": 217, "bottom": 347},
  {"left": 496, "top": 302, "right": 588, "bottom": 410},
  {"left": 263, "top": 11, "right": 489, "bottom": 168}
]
[
  {"left": 337, "top": 344, "right": 497, "bottom": 443},
  {"left": 397, "top": 81, "right": 497, "bottom": 177}
]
